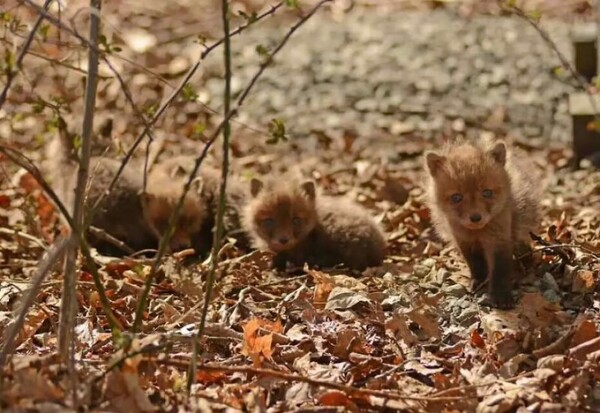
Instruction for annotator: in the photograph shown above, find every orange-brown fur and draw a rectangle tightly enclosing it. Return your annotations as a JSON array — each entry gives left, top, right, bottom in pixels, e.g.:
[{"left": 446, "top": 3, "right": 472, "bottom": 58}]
[
  {"left": 141, "top": 175, "right": 208, "bottom": 252},
  {"left": 242, "top": 177, "right": 387, "bottom": 271},
  {"left": 149, "top": 155, "right": 251, "bottom": 250},
  {"left": 424, "top": 140, "right": 540, "bottom": 308}
]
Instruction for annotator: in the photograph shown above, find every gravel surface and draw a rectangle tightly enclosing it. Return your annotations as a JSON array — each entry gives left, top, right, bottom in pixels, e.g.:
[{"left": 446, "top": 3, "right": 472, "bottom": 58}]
[{"left": 197, "top": 9, "right": 576, "bottom": 144}]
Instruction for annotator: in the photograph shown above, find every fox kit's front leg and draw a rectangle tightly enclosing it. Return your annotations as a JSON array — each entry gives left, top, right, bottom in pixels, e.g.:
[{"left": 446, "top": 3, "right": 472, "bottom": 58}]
[
  {"left": 458, "top": 242, "right": 488, "bottom": 291},
  {"left": 485, "top": 244, "right": 514, "bottom": 309}
]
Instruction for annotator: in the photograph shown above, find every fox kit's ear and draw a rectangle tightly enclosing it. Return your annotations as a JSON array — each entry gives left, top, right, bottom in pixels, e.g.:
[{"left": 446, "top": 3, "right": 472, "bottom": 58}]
[
  {"left": 488, "top": 142, "right": 507, "bottom": 165},
  {"left": 250, "top": 178, "right": 264, "bottom": 197},
  {"left": 425, "top": 151, "right": 445, "bottom": 175},
  {"left": 300, "top": 181, "right": 316, "bottom": 200}
]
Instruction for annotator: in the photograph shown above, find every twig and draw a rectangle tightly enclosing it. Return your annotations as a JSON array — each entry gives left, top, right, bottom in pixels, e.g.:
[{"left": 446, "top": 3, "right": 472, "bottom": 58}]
[
  {"left": 0, "top": 237, "right": 69, "bottom": 373},
  {"left": 0, "top": 227, "right": 48, "bottom": 251},
  {"left": 131, "top": 0, "right": 333, "bottom": 334},
  {"left": 187, "top": 0, "right": 234, "bottom": 394},
  {"left": 567, "top": 335, "right": 600, "bottom": 360},
  {"left": 95, "top": 1, "right": 285, "bottom": 212},
  {"left": 0, "top": 0, "right": 53, "bottom": 110},
  {"left": 532, "top": 324, "right": 576, "bottom": 359},
  {"left": 58, "top": 6, "right": 101, "bottom": 405},
  {"left": 162, "top": 361, "right": 468, "bottom": 403},
  {"left": 504, "top": 3, "right": 600, "bottom": 116},
  {"left": 88, "top": 226, "right": 135, "bottom": 255}
]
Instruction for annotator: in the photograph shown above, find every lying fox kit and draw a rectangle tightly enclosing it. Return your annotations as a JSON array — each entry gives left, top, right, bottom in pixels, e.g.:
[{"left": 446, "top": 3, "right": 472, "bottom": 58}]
[
  {"left": 44, "top": 130, "right": 208, "bottom": 254},
  {"left": 242, "top": 177, "right": 386, "bottom": 271},
  {"left": 425, "top": 140, "right": 539, "bottom": 308}
]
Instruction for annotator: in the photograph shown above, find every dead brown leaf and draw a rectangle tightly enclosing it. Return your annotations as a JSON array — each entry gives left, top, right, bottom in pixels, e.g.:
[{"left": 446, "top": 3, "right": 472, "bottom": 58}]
[{"left": 241, "top": 318, "right": 283, "bottom": 366}]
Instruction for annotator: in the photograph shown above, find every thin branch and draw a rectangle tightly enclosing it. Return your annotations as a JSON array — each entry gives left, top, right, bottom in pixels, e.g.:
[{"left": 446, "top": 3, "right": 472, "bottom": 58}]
[
  {"left": 94, "top": 1, "right": 285, "bottom": 211},
  {"left": 0, "top": 237, "right": 69, "bottom": 372},
  {"left": 504, "top": 3, "right": 600, "bottom": 115},
  {"left": 0, "top": 0, "right": 53, "bottom": 110},
  {"left": 161, "top": 361, "right": 468, "bottom": 403},
  {"left": 0, "top": 226, "right": 48, "bottom": 251},
  {"left": 131, "top": 0, "right": 333, "bottom": 333},
  {"left": 58, "top": 0, "right": 102, "bottom": 374},
  {"left": 186, "top": 0, "right": 234, "bottom": 393}
]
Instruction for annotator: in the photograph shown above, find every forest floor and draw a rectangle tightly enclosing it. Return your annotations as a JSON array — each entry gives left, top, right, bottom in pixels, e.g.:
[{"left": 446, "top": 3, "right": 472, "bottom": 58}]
[{"left": 1, "top": 0, "right": 600, "bottom": 412}]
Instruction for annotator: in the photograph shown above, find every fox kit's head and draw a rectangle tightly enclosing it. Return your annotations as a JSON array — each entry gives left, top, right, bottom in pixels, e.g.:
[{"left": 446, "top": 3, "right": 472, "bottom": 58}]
[
  {"left": 141, "top": 188, "right": 205, "bottom": 252},
  {"left": 425, "top": 141, "right": 510, "bottom": 231},
  {"left": 246, "top": 178, "right": 318, "bottom": 253}
]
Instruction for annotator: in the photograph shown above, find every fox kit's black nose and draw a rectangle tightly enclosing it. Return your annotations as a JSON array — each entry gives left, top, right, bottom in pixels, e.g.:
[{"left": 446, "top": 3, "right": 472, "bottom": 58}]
[
  {"left": 279, "top": 237, "right": 289, "bottom": 245},
  {"left": 470, "top": 213, "right": 482, "bottom": 223}
]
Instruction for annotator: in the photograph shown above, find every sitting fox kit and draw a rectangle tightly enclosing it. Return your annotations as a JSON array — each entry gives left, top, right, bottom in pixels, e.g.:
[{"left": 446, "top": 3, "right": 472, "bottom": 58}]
[
  {"left": 424, "top": 140, "right": 539, "bottom": 308},
  {"left": 243, "top": 177, "right": 386, "bottom": 271}
]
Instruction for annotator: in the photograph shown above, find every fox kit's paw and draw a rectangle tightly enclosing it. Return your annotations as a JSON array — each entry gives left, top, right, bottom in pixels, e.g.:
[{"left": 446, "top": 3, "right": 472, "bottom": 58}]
[
  {"left": 272, "top": 253, "right": 288, "bottom": 271},
  {"left": 490, "top": 290, "right": 514, "bottom": 309}
]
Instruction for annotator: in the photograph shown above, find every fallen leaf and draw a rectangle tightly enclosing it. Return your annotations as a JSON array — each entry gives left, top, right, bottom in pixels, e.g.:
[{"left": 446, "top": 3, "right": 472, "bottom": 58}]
[
  {"left": 241, "top": 318, "right": 282, "bottom": 365},
  {"left": 104, "top": 369, "right": 157, "bottom": 413},
  {"left": 471, "top": 330, "right": 486, "bottom": 348}
]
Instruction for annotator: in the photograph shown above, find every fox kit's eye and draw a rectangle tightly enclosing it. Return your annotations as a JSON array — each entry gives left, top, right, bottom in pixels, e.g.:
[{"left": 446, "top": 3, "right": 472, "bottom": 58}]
[
  {"left": 292, "top": 217, "right": 302, "bottom": 227},
  {"left": 482, "top": 189, "right": 493, "bottom": 198},
  {"left": 450, "top": 193, "right": 463, "bottom": 204},
  {"left": 262, "top": 218, "right": 275, "bottom": 229}
]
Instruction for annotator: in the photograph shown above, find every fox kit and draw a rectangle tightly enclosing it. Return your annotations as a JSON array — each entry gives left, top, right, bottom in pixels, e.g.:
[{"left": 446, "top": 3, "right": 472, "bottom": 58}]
[
  {"left": 149, "top": 155, "right": 250, "bottom": 250},
  {"left": 242, "top": 177, "right": 387, "bottom": 271},
  {"left": 44, "top": 135, "right": 206, "bottom": 254},
  {"left": 424, "top": 140, "right": 539, "bottom": 308}
]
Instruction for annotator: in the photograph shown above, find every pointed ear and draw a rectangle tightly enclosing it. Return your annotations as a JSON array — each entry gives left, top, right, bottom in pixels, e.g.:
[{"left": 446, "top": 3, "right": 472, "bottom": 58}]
[
  {"left": 487, "top": 141, "right": 507, "bottom": 165},
  {"left": 250, "top": 178, "right": 263, "bottom": 197},
  {"left": 425, "top": 151, "right": 446, "bottom": 175},
  {"left": 300, "top": 181, "right": 316, "bottom": 200}
]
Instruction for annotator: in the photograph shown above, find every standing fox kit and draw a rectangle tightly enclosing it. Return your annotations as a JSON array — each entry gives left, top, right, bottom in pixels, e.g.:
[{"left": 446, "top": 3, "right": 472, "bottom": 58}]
[
  {"left": 242, "top": 177, "right": 386, "bottom": 271},
  {"left": 425, "top": 140, "right": 539, "bottom": 308}
]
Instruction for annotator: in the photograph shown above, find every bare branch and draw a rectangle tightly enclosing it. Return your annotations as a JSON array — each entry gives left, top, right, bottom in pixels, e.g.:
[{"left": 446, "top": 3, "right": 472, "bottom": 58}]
[
  {"left": 58, "top": 0, "right": 102, "bottom": 378},
  {"left": 186, "top": 0, "right": 234, "bottom": 393},
  {"left": 504, "top": 2, "right": 600, "bottom": 115},
  {"left": 0, "top": 0, "right": 53, "bottom": 110},
  {"left": 96, "top": 1, "right": 285, "bottom": 209}
]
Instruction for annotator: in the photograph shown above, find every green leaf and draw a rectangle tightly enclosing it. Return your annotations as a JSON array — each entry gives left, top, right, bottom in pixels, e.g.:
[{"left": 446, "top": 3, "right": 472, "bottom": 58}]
[
  {"left": 285, "top": 0, "right": 299, "bottom": 9},
  {"left": 528, "top": 9, "right": 542, "bottom": 22},
  {"left": 144, "top": 103, "right": 159, "bottom": 117},
  {"left": 506, "top": 0, "right": 516, "bottom": 7},
  {"left": 32, "top": 99, "right": 45, "bottom": 114},
  {"left": 267, "top": 118, "right": 287, "bottom": 145},
  {"left": 193, "top": 123, "right": 206, "bottom": 135},
  {"left": 239, "top": 10, "right": 258, "bottom": 23},
  {"left": 256, "top": 44, "right": 269, "bottom": 58},
  {"left": 593, "top": 76, "right": 600, "bottom": 89},
  {"left": 553, "top": 66, "right": 565, "bottom": 77},
  {"left": 182, "top": 83, "right": 199, "bottom": 102},
  {"left": 72, "top": 135, "right": 82, "bottom": 151},
  {"left": 39, "top": 24, "right": 50, "bottom": 41}
]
